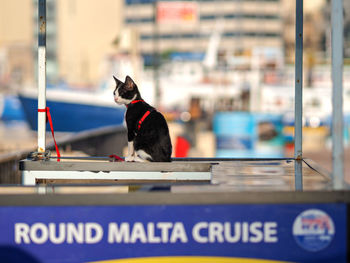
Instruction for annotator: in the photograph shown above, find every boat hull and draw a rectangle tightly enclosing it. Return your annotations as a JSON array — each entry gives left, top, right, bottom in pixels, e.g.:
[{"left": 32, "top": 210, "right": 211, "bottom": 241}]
[
  {"left": 19, "top": 95, "right": 125, "bottom": 132},
  {"left": 0, "top": 95, "right": 26, "bottom": 121}
]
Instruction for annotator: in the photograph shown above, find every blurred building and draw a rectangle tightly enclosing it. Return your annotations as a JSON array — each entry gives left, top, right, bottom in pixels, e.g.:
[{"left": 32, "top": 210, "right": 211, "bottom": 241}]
[
  {"left": 282, "top": 0, "right": 350, "bottom": 64},
  {"left": 0, "top": 0, "right": 34, "bottom": 89},
  {"left": 39, "top": 0, "right": 123, "bottom": 86},
  {"left": 124, "top": 0, "right": 283, "bottom": 64},
  {"left": 0, "top": 0, "right": 123, "bottom": 88},
  {"left": 281, "top": 0, "right": 328, "bottom": 65},
  {"left": 1, "top": 0, "right": 348, "bottom": 89}
]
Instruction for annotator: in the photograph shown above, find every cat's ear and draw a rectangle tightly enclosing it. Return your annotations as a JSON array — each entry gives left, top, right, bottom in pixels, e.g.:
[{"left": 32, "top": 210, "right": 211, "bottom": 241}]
[
  {"left": 113, "top": 75, "right": 122, "bottom": 84},
  {"left": 125, "top": 75, "right": 135, "bottom": 90}
]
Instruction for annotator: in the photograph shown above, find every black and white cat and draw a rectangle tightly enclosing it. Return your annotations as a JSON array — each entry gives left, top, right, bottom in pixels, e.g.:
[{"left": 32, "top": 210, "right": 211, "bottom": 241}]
[{"left": 113, "top": 75, "right": 172, "bottom": 162}]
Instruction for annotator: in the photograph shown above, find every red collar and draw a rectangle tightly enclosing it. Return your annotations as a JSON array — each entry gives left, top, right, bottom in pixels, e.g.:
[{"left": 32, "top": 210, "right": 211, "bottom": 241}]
[{"left": 126, "top": 99, "right": 143, "bottom": 108}]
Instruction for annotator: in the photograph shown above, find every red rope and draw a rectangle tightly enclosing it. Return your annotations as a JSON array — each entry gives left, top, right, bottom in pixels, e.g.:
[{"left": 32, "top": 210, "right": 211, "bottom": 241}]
[
  {"left": 109, "top": 154, "right": 124, "bottom": 162},
  {"left": 38, "top": 107, "right": 61, "bottom": 161}
]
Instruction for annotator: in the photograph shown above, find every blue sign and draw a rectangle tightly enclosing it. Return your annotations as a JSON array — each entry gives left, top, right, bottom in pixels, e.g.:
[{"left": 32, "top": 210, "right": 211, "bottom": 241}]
[{"left": 0, "top": 204, "right": 346, "bottom": 263}]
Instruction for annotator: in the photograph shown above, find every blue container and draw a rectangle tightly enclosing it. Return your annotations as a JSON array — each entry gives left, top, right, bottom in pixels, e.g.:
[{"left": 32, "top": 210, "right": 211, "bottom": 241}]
[
  {"left": 216, "top": 135, "right": 253, "bottom": 150},
  {"left": 213, "top": 112, "right": 254, "bottom": 136},
  {"left": 216, "top": 149, "right": 259, "bottom": 158},
  {"left": 213, "top": 112, "right": 284, "bottom": 158}
]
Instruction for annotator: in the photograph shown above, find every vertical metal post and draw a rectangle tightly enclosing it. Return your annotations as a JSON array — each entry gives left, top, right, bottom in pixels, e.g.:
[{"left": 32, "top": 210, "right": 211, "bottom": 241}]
[
  {"left": 294, "top": 0, "right": 303, "bottom": 190},
  {"left": 331, "top": 0, "right": 344, "bottom": 189},
  {"left": 38, "top": 0, "right": 47, "bottom": 153}
]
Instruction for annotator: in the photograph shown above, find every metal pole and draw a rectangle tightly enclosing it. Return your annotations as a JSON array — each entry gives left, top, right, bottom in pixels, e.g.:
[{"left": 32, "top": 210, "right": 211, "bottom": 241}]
[
  {"left": 331, "top": 0, "right": 344, "bottom": 189},
  {"left": 294, "top": 0, "right": 303, "bottom": 190},
  {"left": 38, "top": 0, "right": 47, "bottom": 153}
]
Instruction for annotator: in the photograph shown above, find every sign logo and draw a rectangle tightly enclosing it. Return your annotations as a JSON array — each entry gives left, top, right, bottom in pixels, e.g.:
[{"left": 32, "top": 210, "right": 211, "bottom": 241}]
[{"left": 293, "top": 209, "right": 335, "bottom": 252}]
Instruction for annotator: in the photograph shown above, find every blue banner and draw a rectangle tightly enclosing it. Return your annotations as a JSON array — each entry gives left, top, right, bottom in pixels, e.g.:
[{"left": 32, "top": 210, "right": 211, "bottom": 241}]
[{"left": 0, "top": 204, "right": 346, "bottom": 263}]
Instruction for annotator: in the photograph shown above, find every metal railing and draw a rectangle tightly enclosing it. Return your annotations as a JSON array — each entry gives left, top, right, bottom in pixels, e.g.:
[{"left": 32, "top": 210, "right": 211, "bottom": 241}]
[{"left": 3, "top": 0, "right": 345, "bottom": 190}]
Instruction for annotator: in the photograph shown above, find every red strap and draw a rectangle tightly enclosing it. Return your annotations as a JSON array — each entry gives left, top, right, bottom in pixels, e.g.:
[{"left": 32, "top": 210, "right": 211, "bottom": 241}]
[
  {"left": 138, "top": 110, "right": 151, "bottom": 130},
  {"left": 38, "top": 107, "right": 61, "bottom": 161},
  {"left": 126, "top": 99, "right": 143, "bottom": 108},
  {"left": 130, "top": 99, "right": 143, "bottom": 104}
]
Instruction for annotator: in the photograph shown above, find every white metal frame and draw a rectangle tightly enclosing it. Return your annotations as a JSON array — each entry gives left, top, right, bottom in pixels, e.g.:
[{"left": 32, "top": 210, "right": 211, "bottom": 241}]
[
  {"left": 22, "top": 170, "right": 211, "bottom": 186},
  {"left": 37, "top": 0, "right": 47, "bottom": 153},
  {"left": 294, "top": 0, "right": 344, "bottom": 190},
  {"left": 294, "top": 0, "right": 303, "bottom": 190},
  {"left": 33, "top": 0, "right": 345, "bottom": 189}
]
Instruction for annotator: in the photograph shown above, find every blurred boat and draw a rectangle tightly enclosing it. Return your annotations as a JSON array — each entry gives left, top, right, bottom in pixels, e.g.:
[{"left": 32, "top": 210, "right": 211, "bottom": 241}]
[
  {"left": 0, "top": 94, "right": 26, "bottom": 121},
  {"left": 18, "top": 87, "right": 125, "bottom": 132}
]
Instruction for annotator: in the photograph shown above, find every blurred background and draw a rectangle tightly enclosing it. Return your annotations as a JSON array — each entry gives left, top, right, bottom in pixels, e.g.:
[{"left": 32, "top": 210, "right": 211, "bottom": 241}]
[{"left": 0, "top": 0, "right": 349, "bottom": 178}]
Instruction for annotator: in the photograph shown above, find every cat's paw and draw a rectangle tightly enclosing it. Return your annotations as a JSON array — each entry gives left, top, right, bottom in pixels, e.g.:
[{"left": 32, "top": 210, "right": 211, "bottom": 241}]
[{"left": 125, "top": 155, "right": 135, "bottom": 162}]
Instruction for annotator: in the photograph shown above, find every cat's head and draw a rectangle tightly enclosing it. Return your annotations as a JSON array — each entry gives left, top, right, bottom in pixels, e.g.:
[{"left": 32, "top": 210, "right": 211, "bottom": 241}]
[{"left": 113, "top": 75, "right": 140, "bottom": 105}]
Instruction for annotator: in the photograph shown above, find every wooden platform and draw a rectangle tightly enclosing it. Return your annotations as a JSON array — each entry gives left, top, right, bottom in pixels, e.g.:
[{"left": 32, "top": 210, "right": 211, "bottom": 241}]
[
  {"left": 20, "top": 159, "right": 213, "bottom": 185},
  {"left": 173, "top": 158, "right": 331, "bottom": 192}
]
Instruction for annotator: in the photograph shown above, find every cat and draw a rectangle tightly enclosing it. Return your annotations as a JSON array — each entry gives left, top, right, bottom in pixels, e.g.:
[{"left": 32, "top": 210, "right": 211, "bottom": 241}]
[{"left": 113, "top": 75, "right": 172, "bottom": 162}]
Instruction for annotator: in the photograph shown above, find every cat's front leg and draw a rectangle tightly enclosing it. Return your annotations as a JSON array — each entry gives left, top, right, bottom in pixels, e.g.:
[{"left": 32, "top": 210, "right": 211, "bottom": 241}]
[{"left": 125, "top": 141, "right": 135, "bottom": 162}]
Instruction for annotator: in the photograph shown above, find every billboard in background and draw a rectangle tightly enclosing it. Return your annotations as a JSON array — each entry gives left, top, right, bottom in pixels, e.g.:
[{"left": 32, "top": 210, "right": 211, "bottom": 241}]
[{"left": 157, "top": 1, "right": 198, "bottom": 25}]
